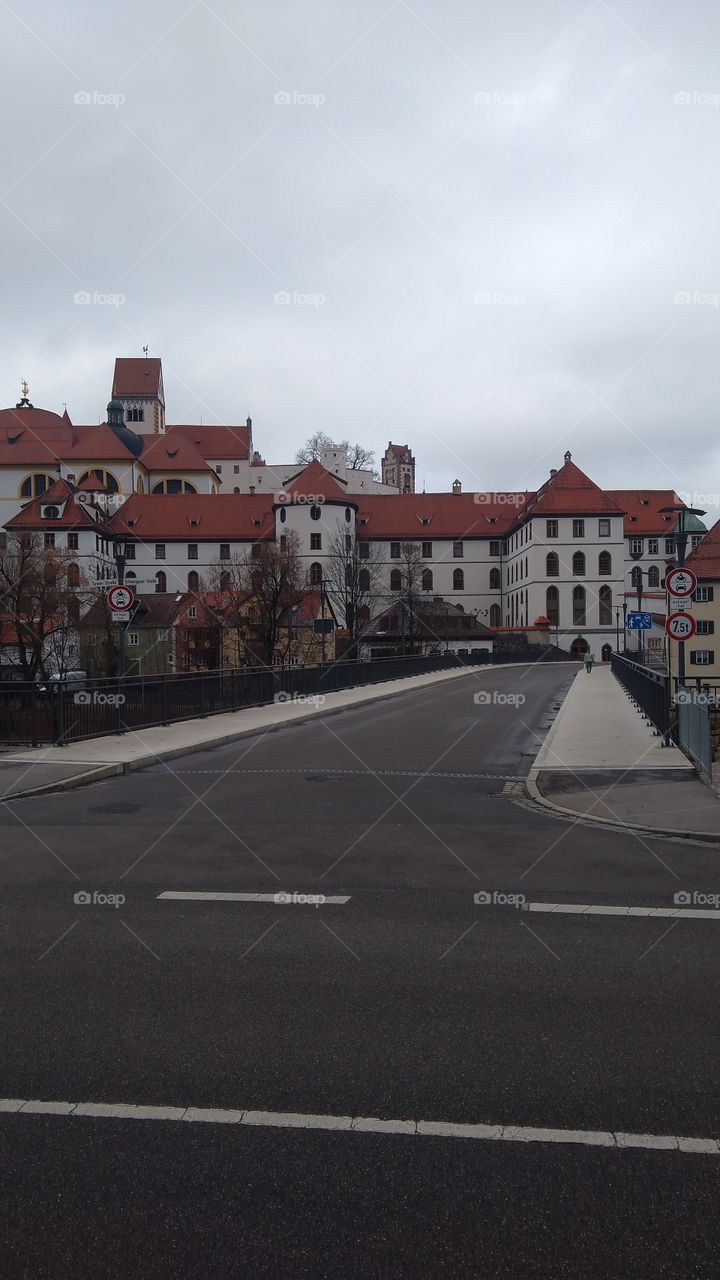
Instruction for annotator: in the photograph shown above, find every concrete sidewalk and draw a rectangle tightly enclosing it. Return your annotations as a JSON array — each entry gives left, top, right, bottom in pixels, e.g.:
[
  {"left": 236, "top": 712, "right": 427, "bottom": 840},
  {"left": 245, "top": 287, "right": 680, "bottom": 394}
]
[
  {"left": 528, "top": 665, "right": 720, "bottom": 840},
  {"left": 0, "top": 664, "right": 487, "bottom": 802}
]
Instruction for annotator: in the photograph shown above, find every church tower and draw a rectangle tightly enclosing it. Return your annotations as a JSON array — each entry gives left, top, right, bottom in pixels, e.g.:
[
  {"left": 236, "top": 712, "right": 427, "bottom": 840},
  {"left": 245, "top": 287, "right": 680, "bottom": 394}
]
[{"left": 111, "top": 353, "right": 165, "bottom": 434}]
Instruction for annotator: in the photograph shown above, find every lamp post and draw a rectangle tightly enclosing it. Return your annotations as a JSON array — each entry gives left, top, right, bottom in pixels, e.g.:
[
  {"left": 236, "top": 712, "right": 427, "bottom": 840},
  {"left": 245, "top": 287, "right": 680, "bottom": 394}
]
[
  {"left": 622, "top": 600, "right": 627, "bottom": 655},
  {"left": 113, "top": 538, "right": 127, "bottom": 679},
  {"left": 635, "top": 568, "right": 644, "bottom": 663},
  {"left": 659, "top": 505, "right": 706, "bottom": 689},
  {"left": 615, "top": 606, "right": 620, "bottom": 654}
]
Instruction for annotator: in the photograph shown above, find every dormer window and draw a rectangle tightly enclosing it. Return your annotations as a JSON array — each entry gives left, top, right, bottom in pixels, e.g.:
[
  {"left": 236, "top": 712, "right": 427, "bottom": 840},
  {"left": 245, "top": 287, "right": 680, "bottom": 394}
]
[{"left": 41, "top": 505, "right": 61, "bottom": 520}]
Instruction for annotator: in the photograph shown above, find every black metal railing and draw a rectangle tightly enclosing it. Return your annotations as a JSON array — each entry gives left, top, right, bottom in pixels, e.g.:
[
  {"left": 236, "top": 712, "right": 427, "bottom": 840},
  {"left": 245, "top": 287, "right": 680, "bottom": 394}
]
[
  {"left": 611, "top": 653, "right": 669, "bottom": 735},
  {"left": 0, "top": 645, "right": 575, "bottom": 748}
]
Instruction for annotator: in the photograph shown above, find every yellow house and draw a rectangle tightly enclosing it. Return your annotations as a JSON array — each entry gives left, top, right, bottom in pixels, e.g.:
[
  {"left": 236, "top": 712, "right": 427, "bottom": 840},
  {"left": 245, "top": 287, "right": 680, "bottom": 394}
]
[{"left": 668, "top": 521, "right": 720, "bottom": 683}]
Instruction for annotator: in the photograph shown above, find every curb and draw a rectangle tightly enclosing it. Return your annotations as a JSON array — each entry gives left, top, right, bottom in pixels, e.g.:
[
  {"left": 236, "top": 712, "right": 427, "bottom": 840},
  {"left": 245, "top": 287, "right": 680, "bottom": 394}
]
[
  {"left": 1, "top": 762, "right": 123, "bottom": 804},
  {"left": 524, "top": 769, "right": 720, "bottom": 845}
]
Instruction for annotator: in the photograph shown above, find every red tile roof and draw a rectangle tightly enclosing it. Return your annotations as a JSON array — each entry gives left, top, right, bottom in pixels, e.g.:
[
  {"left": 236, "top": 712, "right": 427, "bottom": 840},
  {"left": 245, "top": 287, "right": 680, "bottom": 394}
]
[
  {"left": 527, "top": 459, "right": 624, "bottom": 517},
  {"left": 4, "top": 478, "right": 104, "bottom": 530},
  {"left": 0, "top": 409, "right": 139, "bottom": 465},
  {"left": 355, "top": 491, "right": 521, "bottom": 538},
  {"left": 112, "top": 358, "right": 162, "bottom": 398},
  {"left": 686, "top": 520, "right": 720, "bottom": 579},
  {"left": 281, "top": 460, "right": 354, "bottom": 505},
  {"left": 138, "top": 433, "right": 211, "bottom": 474},
  {"left": 168, "top": 424, "right": 250, "bottom": 460},
  {"left": 109, "top": 494, "right": 274, "bottom": 541},
  {"left": 607, "top": 490, "right": 683, "bottom": 536}
]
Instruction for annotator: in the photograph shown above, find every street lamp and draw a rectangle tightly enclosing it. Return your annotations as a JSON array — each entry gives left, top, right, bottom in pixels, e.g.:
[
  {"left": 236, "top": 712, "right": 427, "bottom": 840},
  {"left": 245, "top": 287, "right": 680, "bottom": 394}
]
[
  {"left": 634, "top": 567, "right": 644, "bottom": 663},
  {"left": 658, "top": 505, "right": 706, "bottom": 688},
  {"left": 113, "top": 538, "right": 127, "bottom": 679},
  {"left": 615, "top": 606, "right": 620, "bottom": 654}
]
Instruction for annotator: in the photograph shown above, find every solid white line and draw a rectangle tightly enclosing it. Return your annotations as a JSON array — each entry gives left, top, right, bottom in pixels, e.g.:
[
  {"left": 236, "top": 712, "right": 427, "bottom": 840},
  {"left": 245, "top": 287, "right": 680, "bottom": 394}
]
[
  {"left": 525, "top": 903, "right": 720, "bottom": 920},
  {"left": 157, "top": 891, "right": 351, "bottom": 904},
  {"left": 1, "top": 1097, "right": 719, "bottom": 1153}
]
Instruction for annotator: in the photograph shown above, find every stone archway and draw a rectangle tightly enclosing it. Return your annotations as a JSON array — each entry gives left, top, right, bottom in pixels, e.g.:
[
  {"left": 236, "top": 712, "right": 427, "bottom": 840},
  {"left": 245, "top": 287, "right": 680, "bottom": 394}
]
[
  {"left": 570, "top": 636, "right": 589, "bottom": 660},
  {"left": 601, "top": 643, "right": 612, "bottom": 662}
]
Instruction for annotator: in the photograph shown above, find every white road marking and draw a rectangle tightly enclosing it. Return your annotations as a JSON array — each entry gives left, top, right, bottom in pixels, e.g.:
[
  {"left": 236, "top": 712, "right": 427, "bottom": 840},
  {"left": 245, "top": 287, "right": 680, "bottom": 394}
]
[
  {"left": 525, "top": 903, "right": 720, "bottom": 920},
  {"left": 157, "top": 891, "right": 350, "bottom": 904},
  {"left": 1, "top": 1097, "right": 719, "bottom": 1153}
]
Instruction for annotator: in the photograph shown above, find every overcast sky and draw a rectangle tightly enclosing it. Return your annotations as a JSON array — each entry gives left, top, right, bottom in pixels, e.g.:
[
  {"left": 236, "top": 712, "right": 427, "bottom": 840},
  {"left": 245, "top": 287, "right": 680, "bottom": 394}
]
[{"left": 2, "top": 0, "right": 719, "bottom": 511}]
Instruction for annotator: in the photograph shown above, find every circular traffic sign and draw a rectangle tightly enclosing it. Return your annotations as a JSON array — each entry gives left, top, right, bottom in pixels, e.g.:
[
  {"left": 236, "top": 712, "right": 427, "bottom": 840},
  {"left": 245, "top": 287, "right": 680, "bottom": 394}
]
[
  {"left": 666, "top": 566, "right": 697, "bottom": 598},
  {"left": 666, "top": 610, "right": 696, "bottom": 641},
  {"left": 107, "top": 585, "right": 135, "bottom": 611}
]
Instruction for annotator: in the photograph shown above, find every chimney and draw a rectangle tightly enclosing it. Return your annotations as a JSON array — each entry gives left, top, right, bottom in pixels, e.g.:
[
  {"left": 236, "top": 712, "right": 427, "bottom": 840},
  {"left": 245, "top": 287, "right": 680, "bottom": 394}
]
[
  {"left": 452, "top": 479, "right": 462, "bottom": 495},
  {"left": 550, "top": 468, "right": 557, "bottom": 477}
]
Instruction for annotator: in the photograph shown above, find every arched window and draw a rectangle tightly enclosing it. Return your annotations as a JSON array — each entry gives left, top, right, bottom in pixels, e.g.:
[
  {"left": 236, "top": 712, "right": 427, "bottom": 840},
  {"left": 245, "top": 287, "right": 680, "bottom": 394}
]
[
  {"left": 489, "top": 603, "right": 501, "bottom": 627},
  {"left": 358, "top": 605, "right": 371, "bottom": 626},
  {"left": 155, "top": 570, "right": 167, "bottom": 592},
  {"left": 359, "top": 568, "right": 370, "bottom": 592},
  {"left": 598, "top": 551, "right": 612, "bottom": 575},
  {"left": 546, "top": 585, "right": 559, "bottom": 626},
  {"left": 151, "top": 480, "right": 197, "bottom": 495},
  {"left": 233, "top": 487, "right": 240, "bottom": 494},
  {"left": 390, "top": 569, "right": 402, "bottom": 591},
  {"left": 599, "top": 584, "right": 612, "bottom": 625},
  {"left": 546, "top": 552, "right": 559, "bottom": 577},
  {"left": 489, "top": 567, "right": 501, "bottom": 590},
  {"left": 188, "top": 570, "right": 199, "bottom": 592},
  {"left": 310, "top": 505, "right": 322, "bottom": 521},
  {"left": 631, "top": 566, "right": 642, "bottom": 588},
  {"left": 572, "top": 585, "right": 586, "bottom": 625},
  {"left": 453, "top": 568, "right": 464, "bottom": 590},
  {"left": 310, "top": 562, "right": 322, "bottom": 586},
  {"left": 67, "top": 562, "right": 80, "bottom": 588},
  {"left": 422, "top": 569, "right": 433, "bottom": 591},
  {"left": 78, "top": 469, "right": 119, "bottom": 494},
  {"left": 19, "top": 473, "right": 54, "bottom": 499},
  {"left": 572, "top": 551, "right": 585, "bottom": 576},
  {"left": 647, "top": 565, "right": 660, "bottom": 588},
  {"left": 345, "top": 507, "right": 352, "bottom": 522}
]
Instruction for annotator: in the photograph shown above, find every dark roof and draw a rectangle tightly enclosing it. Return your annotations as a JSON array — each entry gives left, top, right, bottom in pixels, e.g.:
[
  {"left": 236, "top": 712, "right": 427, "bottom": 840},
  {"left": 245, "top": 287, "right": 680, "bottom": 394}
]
[{"left": 112, "top": 358, "right": 162, "bottom": 398}]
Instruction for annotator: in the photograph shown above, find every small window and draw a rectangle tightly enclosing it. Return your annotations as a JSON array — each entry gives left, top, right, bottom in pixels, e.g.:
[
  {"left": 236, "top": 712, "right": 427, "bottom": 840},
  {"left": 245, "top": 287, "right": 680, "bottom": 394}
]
[
  {"left": 155, "top": 544, "right": 166, "bottom": 559},
  {"left": 422, "top": 569, "right": 433, "bottom": 591},
  {"left": 345, "top": 507, "right": 352, "bottom": 522},
  {"left": 310, "top": 562, "right": 322, "bottom": 586},
  {"left": 546, "top": 552, "right": 559, "bottom": 577},
  {"left": 630, "top": 538, "right": 643, "bottom": 556},
  {"left": 598, "top": 519, "right": 610, "bottom": 538},
  {"left": 219, "top": 543, "right": 230, "bottom": 560},
  {"left": 216, "top": 465, "right": 222, "bottom": 475},
  {"left": 489, "top": 540, "right": 500, "bottom": 557},
  {"left": 67, "top": 562, "right": 80, "bottom": 588},
  {"left": 453, "top": 567, "right": 464, "bottom": 590},
  {"left": 279, "top": 507, "right": 287, "bottom": 523},
  {"left": 188, "top": 606, "right": 197, "bottom": 619},
  {"left": 124, "top": 544, "right": 136, "bottom": 560},
  {"left": 359, "top": 542, "right": 369, "bottom": 560},
  {"left": 68, "top": 532, "right": 79, "bottom": 550},
  {"left": 665, "top": 538, "right": 675, "bottom": 555},
  {"left": 127, "top": 632, "right": 139, "bottom": 647},
  {"left": 310, "top": 533, "right": 321, "bottom": 550},
  {"left": 573, "top": 520, "right": 585, "bottom": 538},
  {"left": 453, "top": 541, "right": 463, "bottom": 559},
  {"left": 422, "top": 541, "right": 432, "bottom": 558},
  {"left": 390, "top": 569, "right": 401, "bottom": 591},
  {"left": 234, "top": 465, "right": 240, "bottom": 474},
  {"left": 155, "top": 570, "right": 166, "bottom": 592},
  {"left": 648, "top": 538, "right": 658, "bottom": 555},
  {"left": 695, "top": 586, "right": 714, "bottom": 602},
  {"left": 310, "top": 505, "right": 322, "bottom": 521},
  {"left": 390, "top": 542, "right": 400, "bottom": 559},
  {"left": 690, "top": 650, "right": 714, "bottom": 665},
  {"left": 44, "top": 531, "right": 55, "bottom": 548},
  {"left": 692, "top": 533, "right": 703, "bottom": 549},
  {"left": 345, "top": 534, "right": 352, "bottom": 552},
  {"left": 546, "top": 520, "right": 558, "bottom": 539},
  {"left": 697, "top": 620, "right": 715, "bottom": 635},
  {"left": 359, "top": 569, "right": 370, "bottom": 591},
  {"left": 188, "top": 543, "right": 198, "bottom": 559}
]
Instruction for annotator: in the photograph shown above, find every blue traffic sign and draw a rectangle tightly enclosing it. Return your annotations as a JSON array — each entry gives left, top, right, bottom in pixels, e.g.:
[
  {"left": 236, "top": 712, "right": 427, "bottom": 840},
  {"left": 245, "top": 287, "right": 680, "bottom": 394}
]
[{"left": 627, "top": 611, "right": 652, "bottom": 630}]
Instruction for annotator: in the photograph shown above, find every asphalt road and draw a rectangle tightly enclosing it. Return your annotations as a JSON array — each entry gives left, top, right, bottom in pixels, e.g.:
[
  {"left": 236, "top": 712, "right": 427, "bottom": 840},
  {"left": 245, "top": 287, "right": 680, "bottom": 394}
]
[{"left": 2, "top": 663, "right": 720, "bottom": 1278}]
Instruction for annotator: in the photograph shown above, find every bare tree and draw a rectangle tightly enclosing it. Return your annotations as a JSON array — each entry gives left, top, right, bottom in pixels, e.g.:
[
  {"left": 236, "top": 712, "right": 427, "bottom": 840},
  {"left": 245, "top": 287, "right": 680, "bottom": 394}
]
[
  {"left": 295, "top": 432, "right": 376, "bottom": 474},
  {"left": 209, "top": 534, "right": 307, "bottom": 668},
  {"left": 396, "top": 542, "right": 426, "bottom": 655},
  {"left": 323, "top": 529, "right": 384, "bottom": 657},
  {"left": 207, "top": 551, "right": 253, "bottom": 666},
  {"left": 0, "top": 534, "right": 86, "bottom": 680}
]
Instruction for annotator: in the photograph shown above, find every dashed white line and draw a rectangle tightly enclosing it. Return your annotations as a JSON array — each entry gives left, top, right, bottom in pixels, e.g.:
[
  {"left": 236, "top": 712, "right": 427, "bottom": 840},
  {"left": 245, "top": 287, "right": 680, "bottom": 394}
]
[
  {"left": 157, "top": 891, "right": 351, "bottom": 904},
  {"left": 1, "top": 1097, "right": 718, "bottom": 1153},
  {"left": 525, "top": 903, "right": 720, "bottom": 920}
]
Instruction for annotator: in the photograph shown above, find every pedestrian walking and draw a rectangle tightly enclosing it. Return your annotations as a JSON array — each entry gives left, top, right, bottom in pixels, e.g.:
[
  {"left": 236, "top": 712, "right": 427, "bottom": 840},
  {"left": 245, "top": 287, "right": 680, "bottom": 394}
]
[{"left": 584, "top": 650, "right": 595, "bottom": 673}]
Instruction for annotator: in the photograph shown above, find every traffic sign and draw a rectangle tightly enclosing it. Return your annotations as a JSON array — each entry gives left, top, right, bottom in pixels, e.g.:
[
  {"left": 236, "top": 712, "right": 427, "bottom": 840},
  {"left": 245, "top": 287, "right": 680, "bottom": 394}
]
[
  {"left": 107, "top": 585, "right": 135, "bottom": 611},
  {"left": 111, "top": 610, "right": 131, "bottom": 623},
  {"left": 666, "top": 567, "right": 697, "bottom": 598},
  {"left": 666, "top": 611, "right": 696, "bottom": 641},
  {"left": 669, "top": 595, "right": 693, "bottom": 612},
  {"left": 627, "top": 611, "right": 652, "bottom": 630}
]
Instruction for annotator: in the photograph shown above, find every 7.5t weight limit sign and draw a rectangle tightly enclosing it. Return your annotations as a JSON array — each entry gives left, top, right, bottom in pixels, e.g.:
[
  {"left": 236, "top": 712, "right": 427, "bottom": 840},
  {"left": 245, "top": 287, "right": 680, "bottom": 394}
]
[{"left": 666, "top": 611, "right": 696, "bottom": 641}]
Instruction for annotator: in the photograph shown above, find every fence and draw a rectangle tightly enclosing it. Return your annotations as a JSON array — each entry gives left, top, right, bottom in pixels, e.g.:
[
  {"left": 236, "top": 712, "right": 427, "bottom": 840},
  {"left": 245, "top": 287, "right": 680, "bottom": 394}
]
[
  {"left": 0, "top": 651, "right": 500, "bottom": 748},
  {"left": 611, "top": 653, "right": 669, "bottom": 736}
]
